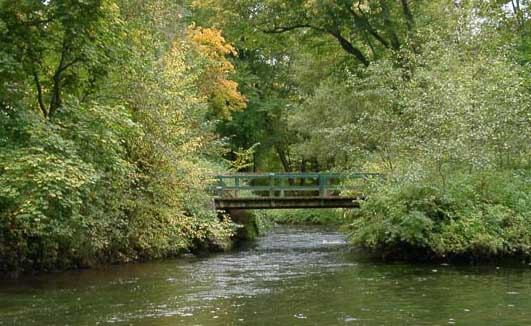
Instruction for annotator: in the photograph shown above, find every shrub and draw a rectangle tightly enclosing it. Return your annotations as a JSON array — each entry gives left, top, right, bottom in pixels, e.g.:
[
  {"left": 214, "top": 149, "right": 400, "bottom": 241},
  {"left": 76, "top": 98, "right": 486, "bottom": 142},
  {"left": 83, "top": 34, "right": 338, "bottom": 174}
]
[{"left": 348, "top": 170, "right": 531, "bottom": 261}]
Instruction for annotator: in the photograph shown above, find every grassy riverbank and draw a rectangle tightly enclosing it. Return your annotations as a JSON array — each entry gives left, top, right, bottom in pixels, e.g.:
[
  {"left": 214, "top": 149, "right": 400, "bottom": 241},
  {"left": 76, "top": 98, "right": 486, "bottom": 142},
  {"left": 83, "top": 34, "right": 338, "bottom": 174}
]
[{"left": 255, "top": 209, "right": 345, "bottom": 226}]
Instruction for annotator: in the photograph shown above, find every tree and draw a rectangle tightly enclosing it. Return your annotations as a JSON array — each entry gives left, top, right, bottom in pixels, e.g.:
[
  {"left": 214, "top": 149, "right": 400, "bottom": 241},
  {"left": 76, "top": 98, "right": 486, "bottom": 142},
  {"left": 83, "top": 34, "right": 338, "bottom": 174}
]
[
  {"left": 0, "top": 0, "right": 236, "bottom": 272},
  {"left": 192, "top": 0, "right": 417, "bottom": 66},
  {"left": 0, "top": 0, "right": 123, "bottom": 118},
  {"left": 188, "top": 26, "right": 247, "bottom": 119}
]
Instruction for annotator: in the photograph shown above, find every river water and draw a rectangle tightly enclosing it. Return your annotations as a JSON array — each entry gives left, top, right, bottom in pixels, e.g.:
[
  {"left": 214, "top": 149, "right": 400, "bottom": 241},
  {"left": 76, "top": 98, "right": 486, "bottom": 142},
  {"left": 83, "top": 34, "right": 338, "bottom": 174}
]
[{"left": 0, "top": 226, "right": 530, "bottom": 325}]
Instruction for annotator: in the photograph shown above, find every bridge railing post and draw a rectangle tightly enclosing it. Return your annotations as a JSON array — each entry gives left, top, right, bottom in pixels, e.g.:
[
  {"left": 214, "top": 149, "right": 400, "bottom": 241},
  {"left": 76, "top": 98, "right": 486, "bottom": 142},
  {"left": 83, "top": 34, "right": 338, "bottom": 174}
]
[
  {"left": 319, "top": 175, "right": 327, "bottom": 198},
  {"left": 234, "top": 176, "right": 240, "bottom": 198},
  {"left": 217, "top": 176, "right": 224, "bottom": 197},
  {"left": 269, "top": 173, "right": 274, "bottom": 198}
]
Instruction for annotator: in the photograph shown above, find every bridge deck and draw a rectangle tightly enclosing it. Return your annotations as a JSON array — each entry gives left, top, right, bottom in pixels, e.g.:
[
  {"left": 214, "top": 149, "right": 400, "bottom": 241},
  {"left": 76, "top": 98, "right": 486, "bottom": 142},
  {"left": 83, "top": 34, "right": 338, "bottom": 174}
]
[{"left": 215, "top": 196, "right": 363, "bottom": 209}]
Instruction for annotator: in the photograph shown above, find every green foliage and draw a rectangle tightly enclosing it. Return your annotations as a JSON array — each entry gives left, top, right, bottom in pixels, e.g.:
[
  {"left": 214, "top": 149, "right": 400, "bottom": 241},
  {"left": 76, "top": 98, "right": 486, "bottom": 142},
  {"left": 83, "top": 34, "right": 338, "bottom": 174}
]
[
  {"left": 224, "top": 143, "right": 260, "bottom": 171},
  {"left": 112, "top": 0, "right": 235, "bottom": 258},
  {"left": 193, "top": 0, "right": 417, "bottom": 66},
  {"left": 336, "top": 9, "right": 531, "bottom": 260},
  {"left": 0, "top": 103, "right": 136, "bottom": 270},
  {"left": 0, "top": 0, "right": 124, "bottom": 118},
  {"left": 0, "top": 1, "right": 236, "bottom": 272},
  {"left": 2, "top": 0, "right": 531, "bottom": 271},
  {"left": 258, "top": 209, "right": 344, "bottom": 225},
  {"left": 195, "top": 0, "right": 531, "bottom": 262},
  {"left": 348, "top": 171, "right": 531, "bottom": 260},
  {"left": 290, "top": 30, "right": 531, "bottom": 174}
]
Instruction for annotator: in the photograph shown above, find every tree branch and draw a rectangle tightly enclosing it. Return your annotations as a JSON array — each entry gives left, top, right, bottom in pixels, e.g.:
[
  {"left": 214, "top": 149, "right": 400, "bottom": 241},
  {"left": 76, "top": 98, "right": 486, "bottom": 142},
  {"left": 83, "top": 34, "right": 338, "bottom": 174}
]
[
  {"left": 327, "top": 29, "right": 370, "bottom": 66},
  {"left": 49, "top": 39, "right": 69, "bottom": 117},
  {"left": 275, "top": 144, "right": 291, "bottom": 173},
  {"left": 379, "top": 0, "right": 401, "bottom": 50},
  {"left": 27, "top": 41, "right": 48, "bottom": 118},
  {"left": 263, "top": 24, "right": 315, "bottom": 34},
  {"left": 400, "top": 0, "right": 414, "bottom": 31},
  {"left": 32, "top": 68, "right": 48, "bottom": 118},
  {"left": 263, "top": 22, "right": 369, "bottom": 66},
  {"left": 57, "top": 57, "right": 81, "bottom": 75},
  {"left": 347, "top": 4, "right": 390, "bottom": 49},
  {"left": 363, "top": 30, "right": 378, "bottom": 59}
]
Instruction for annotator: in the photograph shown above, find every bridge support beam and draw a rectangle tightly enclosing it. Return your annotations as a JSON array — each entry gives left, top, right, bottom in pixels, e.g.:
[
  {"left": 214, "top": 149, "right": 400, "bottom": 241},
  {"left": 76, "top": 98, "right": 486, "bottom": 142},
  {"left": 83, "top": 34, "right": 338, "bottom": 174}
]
[
  {"left": 215, "top": 197, "right": 361, "bottom": 210},
  {"left": 221, "top": 209, "right": 261, "bottom": 241}
]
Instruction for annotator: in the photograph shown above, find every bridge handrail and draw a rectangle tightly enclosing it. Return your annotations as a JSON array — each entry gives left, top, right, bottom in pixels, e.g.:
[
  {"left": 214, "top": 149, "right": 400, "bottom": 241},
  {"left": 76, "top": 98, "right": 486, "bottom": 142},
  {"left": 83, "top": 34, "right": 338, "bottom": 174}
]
[
  {"left": 215, "top": 172, "right": 382, "bottom": 178},
  {"left": 212, "top": 172, "right": 382, "bottom": 198}
]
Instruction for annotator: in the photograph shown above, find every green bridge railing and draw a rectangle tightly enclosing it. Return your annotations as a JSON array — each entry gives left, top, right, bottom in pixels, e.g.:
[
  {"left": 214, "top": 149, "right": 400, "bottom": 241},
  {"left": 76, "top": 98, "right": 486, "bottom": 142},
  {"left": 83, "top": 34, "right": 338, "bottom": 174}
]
[{"left": 213, "top": 172, "right": 382, "bottom": 198}]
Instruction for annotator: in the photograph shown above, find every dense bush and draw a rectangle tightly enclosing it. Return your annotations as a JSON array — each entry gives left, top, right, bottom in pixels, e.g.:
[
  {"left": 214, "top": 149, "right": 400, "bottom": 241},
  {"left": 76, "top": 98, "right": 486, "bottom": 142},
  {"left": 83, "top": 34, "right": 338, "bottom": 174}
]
[
  {"left": 0, "top": 105, "right": 135, "bottom": 270},
  {"left": 348, "top": 171, "right": 531, "bottom": 261},
  {"left": 0, "top": 103, "right": 233, "bottom": 272},
  {"left": 0, "top": 1, "right": 238, "bottom": 272}
]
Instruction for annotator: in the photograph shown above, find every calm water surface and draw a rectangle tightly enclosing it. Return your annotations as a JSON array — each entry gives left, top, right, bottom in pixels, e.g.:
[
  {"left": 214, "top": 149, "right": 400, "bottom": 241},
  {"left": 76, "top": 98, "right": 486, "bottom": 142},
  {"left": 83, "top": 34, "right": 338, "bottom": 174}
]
[{"left": 0, "top": 226, "right": 530, "bottom": 325}]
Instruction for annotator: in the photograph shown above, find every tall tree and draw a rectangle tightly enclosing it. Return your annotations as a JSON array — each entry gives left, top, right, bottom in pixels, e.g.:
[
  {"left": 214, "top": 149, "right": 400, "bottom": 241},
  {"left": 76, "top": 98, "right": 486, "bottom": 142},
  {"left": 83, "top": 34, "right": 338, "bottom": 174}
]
[{"left": 0, "top": 0, "right": 123, "bottom": 118}]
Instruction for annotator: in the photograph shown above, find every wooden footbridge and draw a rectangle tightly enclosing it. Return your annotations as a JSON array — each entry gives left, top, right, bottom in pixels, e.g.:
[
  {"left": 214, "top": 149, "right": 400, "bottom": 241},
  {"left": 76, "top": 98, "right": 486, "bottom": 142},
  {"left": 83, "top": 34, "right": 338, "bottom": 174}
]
[{"left": 213, "top": 173, "right": 380, "bottom": 210}]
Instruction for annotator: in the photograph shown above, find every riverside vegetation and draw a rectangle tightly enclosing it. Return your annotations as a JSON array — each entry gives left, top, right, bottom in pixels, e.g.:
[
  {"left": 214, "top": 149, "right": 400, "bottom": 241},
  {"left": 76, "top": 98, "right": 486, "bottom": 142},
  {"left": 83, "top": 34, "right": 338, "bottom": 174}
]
[
  {"left": 0, "top": 0, "right": 242, "bottom": 272},
  {"left": 1, "top": 0, "right": 530, "bottom": 272}
]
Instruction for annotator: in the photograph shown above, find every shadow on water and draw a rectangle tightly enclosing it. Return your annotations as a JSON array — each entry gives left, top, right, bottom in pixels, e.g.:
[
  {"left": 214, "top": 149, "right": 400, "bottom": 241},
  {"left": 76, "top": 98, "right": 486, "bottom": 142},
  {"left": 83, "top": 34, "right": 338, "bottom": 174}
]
[{"left": 0, "top": 225, "right": 530, "bottom": 325}]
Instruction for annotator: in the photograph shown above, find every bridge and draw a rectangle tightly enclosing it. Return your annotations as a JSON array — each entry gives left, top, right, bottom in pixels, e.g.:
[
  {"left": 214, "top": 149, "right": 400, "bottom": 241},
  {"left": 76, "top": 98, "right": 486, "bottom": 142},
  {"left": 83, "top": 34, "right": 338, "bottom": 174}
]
[{"left": 213, "top": 173, "right": 380, "bottom": 210}]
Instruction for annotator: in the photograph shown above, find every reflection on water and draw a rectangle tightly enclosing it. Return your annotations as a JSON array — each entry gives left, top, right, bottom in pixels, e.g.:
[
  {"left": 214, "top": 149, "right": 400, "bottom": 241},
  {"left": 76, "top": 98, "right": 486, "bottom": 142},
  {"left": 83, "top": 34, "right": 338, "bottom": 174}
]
[{"left": 0, "top": 226, "right": 530, "bottom": 325}]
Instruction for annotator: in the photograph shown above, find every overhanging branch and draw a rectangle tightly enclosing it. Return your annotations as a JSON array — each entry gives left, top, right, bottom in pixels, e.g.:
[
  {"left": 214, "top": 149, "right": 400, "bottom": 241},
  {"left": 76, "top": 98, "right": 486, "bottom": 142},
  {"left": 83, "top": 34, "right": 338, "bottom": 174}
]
[
  {"left": 400, "top": 0, "right": 414, "bottom": 31},
  {"left": 327, "top": 29, "right": 370, "bottom": 66},
  {"left": 263, "top": 24, "right": 315, "bottom": 33},
  {"left": 32, "top": 68, "right": 48, "bottom": 118},
  {"left": 263, "top": 23, "right": 369, "bottom": 66},
  {"left": 347, "top": 4, "right": 390, "bottom": 49}
]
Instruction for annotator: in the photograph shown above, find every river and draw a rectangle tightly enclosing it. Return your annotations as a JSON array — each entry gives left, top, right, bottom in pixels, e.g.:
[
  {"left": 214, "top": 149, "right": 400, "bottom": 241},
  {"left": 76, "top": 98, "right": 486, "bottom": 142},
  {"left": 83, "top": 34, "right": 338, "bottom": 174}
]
[{"left": 0, "top": 225, "right": 530, "bottom": 325}]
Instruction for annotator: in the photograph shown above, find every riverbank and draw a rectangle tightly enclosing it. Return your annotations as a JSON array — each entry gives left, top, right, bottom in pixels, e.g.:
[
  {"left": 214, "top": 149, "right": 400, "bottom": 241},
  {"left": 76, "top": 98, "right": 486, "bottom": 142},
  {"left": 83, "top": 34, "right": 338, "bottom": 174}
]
[
  {"left": 254, "top": 208, "right": 345, "bottom": 225},
  {"left": 347, "top": 170, "right": 531, "bottom": 264}
]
